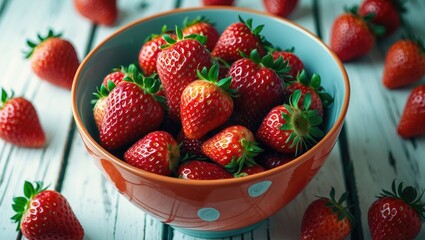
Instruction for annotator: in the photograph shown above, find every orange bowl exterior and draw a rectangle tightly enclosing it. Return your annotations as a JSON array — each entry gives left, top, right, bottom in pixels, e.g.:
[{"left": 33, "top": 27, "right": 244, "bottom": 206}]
[{"left": 72, "top": 7, "right": 349, "bottom": 232}]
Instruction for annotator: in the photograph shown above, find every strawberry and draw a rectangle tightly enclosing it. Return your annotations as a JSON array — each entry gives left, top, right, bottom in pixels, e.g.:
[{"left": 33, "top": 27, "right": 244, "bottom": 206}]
[
  {"left": 228, "top": 49, "right": 288, "bottom": 130},
  {"left": 25, "top": 29, "right": 79, "bottom": 89},
  {"left": 138, "top": 25, "right": 176, "bottom": 77},
  {"left": 263, "top": 0, "right": 299, "bottom": 18},
  {"left": 368, "top": 180, "right": 425, "bottom": 240},
  {"left": 74, "top": 0, "right": 118, "bottom": 26},
  {"left": 301, "top": 187, "right": 353, "bottom": 240},
  {"left": 100, "top": 69, "right": 165, "bottom": 150},
  {"left": 329, "top": 6, "right": 384, "bottom": 62},
  {"left": 211, "top": 16, "right": 268, "bottom": 63},
  {"left": 11, "top": 181, "right": 84, "bottom": 240},
  {"left": 124, "top": 131, "right": 180, "bottom": 176},
  {"left": 397, "top": 85, "right": 425, "bottom": 138},
  {"left": 182, "top": 16, "right": 220, "bottom": 51},
  {"left": 156, "top": 26, "right": 212, "bottom": 122},
  {"left": 235, "top": 164, "right": 265, "bottom": 177},
  {"left": 271, "top": 47, "right": 305, "bottom": 80},
  {"left": 256, "top": 151, "right": 294, "bottom": 169},
  {"left": 177, "top": 131, "right": 205, "bottom": 158},
  {"left": 359, "top": 0, "right": 405, "bottom": 37},
  {"left": 180, "top": 64, "right": 237, "bottom": 140},
  {"left": 0, "top": 89, "right": 46, "bottom": 148},
  {"left": 382, "top": 35, "right": 425, "bottom": 89},
  {"left": 202, "top": 0, "right": 234, "bottom": 6},
  {"left": 102, "top": 70, "right": 125, "bottom": 86},
  {"left": 284, "top": 70, "right": 333, "bottom": 117},
  {"left": 92, "top": 80, "right": 116, "bottom": 132},
  {"left": 256, "top": 90, "right": 324, "bottom": 155},
  {"left": 201, "top": 125, "right": 263, "bottom": 173},
  {"left": 178, "top": 160, "right": 233, "bottom": 180}
]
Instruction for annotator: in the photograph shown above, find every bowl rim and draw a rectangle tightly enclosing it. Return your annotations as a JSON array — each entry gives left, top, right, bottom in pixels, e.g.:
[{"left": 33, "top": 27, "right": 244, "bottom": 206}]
[{"left": 71, "top": 6, "right": 350, "bottom": 187}]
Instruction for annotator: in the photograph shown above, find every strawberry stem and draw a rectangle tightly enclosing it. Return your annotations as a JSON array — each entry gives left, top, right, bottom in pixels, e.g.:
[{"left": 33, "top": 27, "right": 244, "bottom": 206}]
[
  {"left": 322, "top": 187, "right": 354, "bottom": 224},
  {"left": 24, "top": 29, "right": 62, "bottom": 59},
  {"left": 225, "top": 138, "right": 263, "bottom": 174},
  {"left": 197, "top": 64, "right": 239, "bottom": 98},
  {"left": 161, "top": 26, "right": 206, "bottom": 49}
]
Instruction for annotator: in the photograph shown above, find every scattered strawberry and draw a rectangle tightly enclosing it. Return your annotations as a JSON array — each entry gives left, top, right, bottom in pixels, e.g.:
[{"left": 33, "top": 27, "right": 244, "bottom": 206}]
[
  {"left": 329, "top": 6, "right": 384, "bottom": 62},
  {"left": 256, "top": 151, "right": 294, "bottom": 169},
  {"left": 359, "top": 0, "right": 405, "bottom": 37},
  {"left": 100, "top": 67, "right": 165, "bottom": 150},
  {"left": 211, "top": 16, "right": 268, "bottom": 63},
  {"left": 284, "top": 70, "right": 333, "bottom": 117},
  {"left": 201, "top": 125, "right": 263, "bottom": 173},
  {"left": 25, "top": 29, "right": 79, "bottom": 89},
  {"left": 0, "top": 89, "right": 46, "bottom": 148},
  {"left": 382, "top": 35, "right": 425, "bottom": 89},
  {"left": 235, "top": 164, "right": 266, "bottom": 177},
  {"left": 124, "top": 131, "right": 180, "bottom": 176},
  {"left": 178, "top": 160, "right": 233, "bottom": 180},
  {"left": 256, "top": 90, "right": 324, "bottom": 155},
  {"left": 11, "top": 181, "right": 84, "bottom": 240},
  {"left": 74, "top": 0, "right": 118, "bottom": 26},
  {"left": 182, "top": 16, "right": 220, "bottom": 51},
  {"left": 301, "top": 187, "right": 353, "bottom": 240},
  {"left": 138, "top": 25, "right": 176, "bottom": 76},
  {"left": 156, "top": 26, "right": 212, "bottom": 122},
  {"left": 397, "top": 85, "right": 425, "bottom": 138},
  {"left": 271, "top": 47, "right": 304, "bottom": 80},
  {"left": 202, "top": 0, "right": 234, "bottom": 6},
  {"left": 228, "top": 49, "right": 288, "bottom": 130},
  {"left": 263, "top": 0, "right": 299, "bottom": 18},
  {"left": 180, "top": 64, "right": 237, "bottom": 140},
  {"left": 368, "top": 180, "right": 424, "bottom": 240}
]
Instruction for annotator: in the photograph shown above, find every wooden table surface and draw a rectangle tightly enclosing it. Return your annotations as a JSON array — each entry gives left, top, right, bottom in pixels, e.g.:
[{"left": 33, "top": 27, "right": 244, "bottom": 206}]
[{"left": 0, "top": 0, "right": 424, "bottom": 239}]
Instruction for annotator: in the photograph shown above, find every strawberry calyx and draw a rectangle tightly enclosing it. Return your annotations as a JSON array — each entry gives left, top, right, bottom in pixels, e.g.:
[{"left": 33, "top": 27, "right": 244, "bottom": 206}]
[
  {"left": 238, "top": 16, "right": 274, "bottom": 51},
  {"left": 0, "top": 88, "right": 15, "bottom": 109},
  {"left": 24, "top": 29, "right": 62, "bottom": 59},
  {"left": 161, "top": 26, "right": 206, "bottom": 49},
  {"left": 379, "top": 179, "right": 425, "bottom": 222},
  {"left": 241, "top": 49, "right": 291, "bottom": 80},
  {"left": 91, "top": 80, "right": 116, "bottom": 106},
  {"left": 11, "top": 181, "right": 48, "bottom": 231},
  {"left": 280, "top": 90, "right": 324, "bottom": 156},
  {"left": 183, "top": 16, "right": 214, "bottom": 29},
  {"left": 321, "top": 187, "right": 354, "bottom": 224},
  {"left": 294, "top": 70, "right": 334, "bottom": 107},
  {"left": 225, "top": 138, "right": 263, "bottom": 174},
  {"left": 344, "top": 5, "right": 386, "bottom": 37},
  {"left": 196, "top": 64, "right": 239, "bottom": 98},
  {"left": 144, "top": 24, "right": 169, "bottom": 43}
]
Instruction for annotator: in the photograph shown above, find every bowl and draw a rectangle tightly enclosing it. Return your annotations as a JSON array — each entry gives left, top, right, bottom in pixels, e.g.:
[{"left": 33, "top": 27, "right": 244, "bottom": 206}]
[{"left": 71, "top": 7, "right": 350, "bottom": 238}]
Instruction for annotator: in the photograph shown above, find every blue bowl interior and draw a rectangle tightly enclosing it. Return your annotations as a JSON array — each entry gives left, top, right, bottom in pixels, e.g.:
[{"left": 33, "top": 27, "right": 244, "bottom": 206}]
[{"left": 75, "top": 8, "right": 347, "bottom": 143}]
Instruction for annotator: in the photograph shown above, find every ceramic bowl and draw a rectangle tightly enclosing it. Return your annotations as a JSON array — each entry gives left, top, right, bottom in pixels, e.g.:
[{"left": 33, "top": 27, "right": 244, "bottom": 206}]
[{"left": 72, "top": 7, "right": 350, "bottom": 238}]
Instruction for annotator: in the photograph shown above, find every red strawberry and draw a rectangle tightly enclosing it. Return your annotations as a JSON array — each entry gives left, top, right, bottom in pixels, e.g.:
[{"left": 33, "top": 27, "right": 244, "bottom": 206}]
[
  {"left": 263, "top": 0, "right": 299, "bottom": 18},
  {"left": 235, "top": 164, "right": 265, "bottom": 177},
  {"left": 256, "top": 151, "right": 294, "bottom": 169},
  {"left": 182, "top": 16, "right": 220, "bottom": 51},
  {"left": 74, "top": 0, "right": 118, "bottom": 26},
  {"left": 25, "top": 29, "right": 79, "bottom": 89},
  {"left": 271, "top": 47, "right": 305, "bottom": 79},
  {"left": 11, "top": 181, "right": 84, "bottom": 240},
  {"left": 156, "top": 27, "right": 212, "bottom": 122},
  {"left": 397, "top": 85, "right": 425, "bottom": 138},
  {"left": 201, "top": 125, "right": 263, "bottom": 173},
  {"left": 211, "top": 16, "right": 268, "bottom": 63},
  {"left": 301, "top": 187, "right": 353, "bottom": 240},
  {"left": 228, "top": 49, "right": 288, "bottom": 130},
  {"left": 100, "top": 70, "right": 165, "bottom": 150},
  {"left": 368, "top": 180, "right": 424, "bottom": 240},
  {"left": 180, "top": 65, "right": 237, "bottom": 140},
  {"left": 178, "top": 160, "right": 233, "bottom": 180},
  {"left": 202, "top": 0, "right": 234, "bottom": 6},
  {"left": 138, "top": 25, "right": 176, "bottom": 77},
  {"left": 101, "top": 67, "right": 127, "bottom": 86},
  {"left": 177, "top": 131, "right": 205, "bottom": 158},
  {"left": 92, "top": 80, "right": 116, "bottom": 131},
  {"left": 329, "top": 6, "right": 384, "bottom": 62},
  {"left": 359, "top": 0, "right": 405, "bottom": 37},
  {"left": 382, "top": 36, "right": 425, "bottom": 89},
  {"left": 124, "top": 131, "right": 180, "bottom": 176},
  {"left": 256, "top": 90, "right": 324, "bottom": 155},
  {"left": 0, "top": 89, "right": 46, "bottom": 148},
  {"left": 285, "top": 70, "right": 333, "bottom": 117}
]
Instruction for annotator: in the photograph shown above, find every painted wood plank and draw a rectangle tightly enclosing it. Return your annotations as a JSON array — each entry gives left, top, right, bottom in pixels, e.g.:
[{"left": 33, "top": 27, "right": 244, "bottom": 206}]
[
  {"left": 60, "top": 0, "right": 177, "bottom": 239},
  {"left": 318, "top": 0, "right": 425, "bottom": 238},
  {"left": 0, "top": 0, "right": 92, "bottom": 238}
]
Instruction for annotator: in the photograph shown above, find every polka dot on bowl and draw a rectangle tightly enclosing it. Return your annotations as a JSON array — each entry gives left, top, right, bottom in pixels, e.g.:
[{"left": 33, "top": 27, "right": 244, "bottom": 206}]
[
  {"left": 197, "top": 207, "right": 220, "bottom": 222},
  {"left": 248, "top": 181, "right": 272, "bottom": 197}
]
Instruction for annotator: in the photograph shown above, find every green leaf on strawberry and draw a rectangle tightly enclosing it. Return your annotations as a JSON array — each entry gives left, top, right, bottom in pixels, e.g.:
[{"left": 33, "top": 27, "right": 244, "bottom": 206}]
[{"left": 161, "top": 26, "right": 206, "bottom": 49}]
